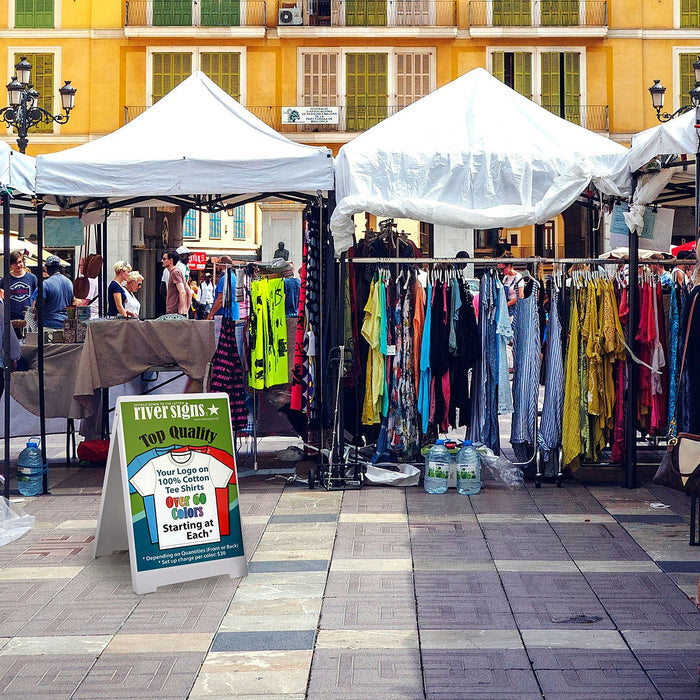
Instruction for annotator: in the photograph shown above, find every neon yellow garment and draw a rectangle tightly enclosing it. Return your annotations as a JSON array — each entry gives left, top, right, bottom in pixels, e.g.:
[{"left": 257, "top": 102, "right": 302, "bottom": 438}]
[{"left": 248, "top": 278, "right": 288, "bottom": 389}]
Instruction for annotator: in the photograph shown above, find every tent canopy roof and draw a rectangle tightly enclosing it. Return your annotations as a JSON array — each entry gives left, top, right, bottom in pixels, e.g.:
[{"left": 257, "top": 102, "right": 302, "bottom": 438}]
[
  {"left": 35, "top": 72, "right": 334, "bottom": 202},
  {"left": 0, "top": 141, "right": 35, "bottom": 196},
  {"left": 331, "top": 68, "right": 631, "bottom": 253}
]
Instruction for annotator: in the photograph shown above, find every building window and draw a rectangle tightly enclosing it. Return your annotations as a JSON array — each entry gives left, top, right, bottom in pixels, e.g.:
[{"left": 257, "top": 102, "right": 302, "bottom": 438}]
[
  {"left": 680, "top": 0, "right": 700, "bottom": 28},
  {"left": 490, "top": 49, "right": 582, "bottom": 124},
  {"left": 540, "top": 51, "right": 580, "bottom": 123},
  {"left": 15, "top": 0, "right": 53, "bottom": 28},
  {"left": 492, "top": 0, "right": 531, "bottom": 26},
  {"left": 491, "top": 51, "right": 533, "bottom": 99},
  {"left": 301, "top": 49, "right": 433, "bottom": 131},
  {"left": 680, "top": 53, "right": 700, "bottom": 108},
  {"left": 231, "top": 206, "right": 246, "bottom": 240},
  {"left": 150, "top": 49, "right": 242, "bottom": 104},
  {"left": 12, "top": 52, "right": 54, "bottom": 133},
  {"left": 209, "top": 211, "right": 221, "bottom": 240},
  {"left": 153, "top": 0, "right": 192, "bottom": 26},
  {"left": 183, "top": 209, "right": 197, "bottom": 239}
]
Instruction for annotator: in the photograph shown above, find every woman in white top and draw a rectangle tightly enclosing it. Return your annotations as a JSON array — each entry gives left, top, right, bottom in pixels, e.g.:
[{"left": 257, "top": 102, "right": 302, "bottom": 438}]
[{"left": 123, "top": 271, "right": 143, "bottom": 319}]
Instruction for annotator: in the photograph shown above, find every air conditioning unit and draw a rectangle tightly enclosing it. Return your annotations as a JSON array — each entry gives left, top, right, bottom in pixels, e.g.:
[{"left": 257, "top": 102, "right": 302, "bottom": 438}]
[{"left": 278, "top": 6, "right": 303, "bottom": 25}]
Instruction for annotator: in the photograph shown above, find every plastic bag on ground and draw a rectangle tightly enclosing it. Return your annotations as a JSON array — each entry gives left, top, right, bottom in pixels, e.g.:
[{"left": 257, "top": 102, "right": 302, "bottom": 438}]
[
  {"left": 476, "top": 446, "right": 524, "bottom": 488},
  {"left": 365, "top": 462, "right": 420, "bottom": 487},
  {"left": 0, "top": 497, "right": 35, "bottom": 546}
]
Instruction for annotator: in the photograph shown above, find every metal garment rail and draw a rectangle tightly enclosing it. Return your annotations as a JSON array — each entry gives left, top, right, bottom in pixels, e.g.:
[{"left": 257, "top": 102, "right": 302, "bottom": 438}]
[{"left": 346, "top": 253, "right": 652, "bottom": 488}]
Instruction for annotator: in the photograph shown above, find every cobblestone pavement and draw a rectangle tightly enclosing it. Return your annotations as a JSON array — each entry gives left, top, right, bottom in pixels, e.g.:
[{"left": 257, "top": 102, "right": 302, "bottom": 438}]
[{"left": 0, "top": 436, "right": 699, "bottom": 699}]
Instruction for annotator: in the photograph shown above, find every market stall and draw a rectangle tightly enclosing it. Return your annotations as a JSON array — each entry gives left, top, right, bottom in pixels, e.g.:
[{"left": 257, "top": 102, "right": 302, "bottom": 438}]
[
  {"left": 327, "top": 68, "right": 640, "bottom": 487},
  {"left": 26, "top": 72, "right": 335, "bottom": 491}
]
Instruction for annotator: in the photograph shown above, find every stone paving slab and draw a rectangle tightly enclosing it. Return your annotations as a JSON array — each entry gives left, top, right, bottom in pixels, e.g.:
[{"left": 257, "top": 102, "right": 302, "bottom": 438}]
[
  {"left": 635, "top": 651, "right": 700, "bottom": 700},
  {"left": 499, "top": 571, "right": 596, "bottom": 598},
  {"left": 602, "top": 599, "right": 700, "bottom": 630},
  {"left": 584, "top": 572, "right": 691, "bottom": 599},
  {"left": 324, "top": 570, "right": 414, "bottom": 597},
  {"left": 307, "top": 649, "right": 423, "bottom": 699},
  {"left": 527, "top": 648, "right": 641, "bottom": 670},
  {"left": 535, "top": 667, "right": 661, "bottom": 698},
  {"left": 320, "top": 597, "right": 419, "bottom": 629},
  {"left": 413, "top": 570, "right": 505, "bottom": 596},
  {"left": 0, "top": 655, "right": 97, "bottom": 699}
]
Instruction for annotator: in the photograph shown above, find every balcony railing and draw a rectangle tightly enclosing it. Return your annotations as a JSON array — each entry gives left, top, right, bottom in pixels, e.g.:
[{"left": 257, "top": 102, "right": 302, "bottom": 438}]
[
  {"left": 541, "top": 103, "right": 608, "bottom": 131},
  {"left": 125, "top": 102, "right": 608, "bottom": 132},
  {"left": 125, "top": 1, "right": 267, "bottom": 27},
  {"left": 468, "top": 1, "right": 606, "bottom": 27},
  {"left": 282, "top": 0, "right": 456, "bottom": 27}
]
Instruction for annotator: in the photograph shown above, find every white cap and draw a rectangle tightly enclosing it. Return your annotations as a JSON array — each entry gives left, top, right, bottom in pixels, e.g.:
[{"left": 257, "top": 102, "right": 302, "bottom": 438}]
[{"left": 176, "top": 245, "right": 191, "bottom": 255}]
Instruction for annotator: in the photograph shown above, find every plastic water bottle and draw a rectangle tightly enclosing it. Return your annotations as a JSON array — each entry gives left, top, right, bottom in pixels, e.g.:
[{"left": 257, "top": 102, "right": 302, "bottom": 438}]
[
  {"left": 17, "top": 438, "right": 44, "bottom": 497},
  {"left": 456, "top": 440, "right": 481, "bottom": 495},
  {"left": 424, "top": 440, "right": 450, "bottom": 494}
]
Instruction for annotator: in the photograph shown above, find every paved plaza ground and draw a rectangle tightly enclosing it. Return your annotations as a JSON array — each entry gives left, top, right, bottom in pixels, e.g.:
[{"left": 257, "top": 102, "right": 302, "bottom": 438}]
[{"left": 0, "top": 434, "right": 699, "bottom": 699}]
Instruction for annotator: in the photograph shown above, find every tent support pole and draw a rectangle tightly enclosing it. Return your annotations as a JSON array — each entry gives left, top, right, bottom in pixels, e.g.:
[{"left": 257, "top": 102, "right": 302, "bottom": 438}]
[
  {"left": 36, "top": 202, "right": 48, "bottom": 493},
  {"left": 624, "top": 228, "right": 639, "bottom": 489},
  {"left": 695, "top": 123, "right": 700, "bottom": 242},
  {"left": 101, "top": 217, "right": 110, "bottom": 440},
  {"left": 2, "top": 192, "right": 11, "bottom": 500}
]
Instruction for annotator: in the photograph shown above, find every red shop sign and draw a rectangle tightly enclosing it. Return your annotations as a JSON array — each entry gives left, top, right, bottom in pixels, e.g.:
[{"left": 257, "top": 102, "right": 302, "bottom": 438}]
[{"left": 188, "top": 251, "right": 207, "bottom": 270}]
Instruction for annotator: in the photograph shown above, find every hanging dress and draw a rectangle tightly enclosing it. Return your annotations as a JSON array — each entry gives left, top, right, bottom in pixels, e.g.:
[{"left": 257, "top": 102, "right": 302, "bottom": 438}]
[{"left": 510, "top": 280, "right": 541, "bottom": 465}]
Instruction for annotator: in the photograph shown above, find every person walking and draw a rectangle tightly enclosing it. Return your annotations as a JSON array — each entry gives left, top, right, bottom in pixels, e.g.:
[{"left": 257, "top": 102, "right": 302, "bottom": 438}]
[
  {"left": 108, "top": 261, "right": 131, "bottom": 317},
  {"left": 38, "top": 255, "right": 75, "bottom": 329},
  {"left": 198, "top": 272, "right": 214, "bottom": 316},
  {"left": 162, "top": 250, "right": 190, "bottom": 316}
]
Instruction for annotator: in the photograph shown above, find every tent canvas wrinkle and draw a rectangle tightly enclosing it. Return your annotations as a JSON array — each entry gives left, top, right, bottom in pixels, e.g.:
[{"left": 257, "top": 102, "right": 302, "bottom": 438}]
[
  {"left": 35, "top": 72, "right": 334, "bottom": 198},
  {"left": 628, "top": 106, "right": 700, "bottom": 173},
  {"left": 331, "top": 67, "right": 632, "bottom": 254}
]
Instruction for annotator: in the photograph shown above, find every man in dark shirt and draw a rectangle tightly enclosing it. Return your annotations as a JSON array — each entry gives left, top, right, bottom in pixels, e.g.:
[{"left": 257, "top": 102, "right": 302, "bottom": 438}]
[
  {"left": 0, "top": 250, "right": 37, "bottom": 323},
  {"left": 38, "top": 255, "right": 75, "bottom": 329}
]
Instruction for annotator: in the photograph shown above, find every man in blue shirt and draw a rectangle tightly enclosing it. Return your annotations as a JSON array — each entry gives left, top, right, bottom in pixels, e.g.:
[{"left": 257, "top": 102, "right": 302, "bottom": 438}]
[{"left": 38, "top": 255, "right": 74, "bottom": 329}]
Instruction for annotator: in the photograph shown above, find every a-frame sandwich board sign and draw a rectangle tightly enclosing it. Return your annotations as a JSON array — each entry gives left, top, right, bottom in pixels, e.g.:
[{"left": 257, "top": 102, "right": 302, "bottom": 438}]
[{"left": 93, "top": 393, "right": 247, "bottom": 594}]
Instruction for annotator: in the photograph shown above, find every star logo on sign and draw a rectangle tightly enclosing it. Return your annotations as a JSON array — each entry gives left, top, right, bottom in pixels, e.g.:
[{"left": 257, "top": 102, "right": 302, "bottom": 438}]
[{"left": 208, "top": 404, "right": 220, "bottom": 416}]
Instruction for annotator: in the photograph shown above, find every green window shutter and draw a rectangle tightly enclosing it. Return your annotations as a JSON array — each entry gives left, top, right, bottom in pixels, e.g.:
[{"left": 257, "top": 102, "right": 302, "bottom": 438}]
[
  {"left": 153, "top": 0, "right": 192, "bottom": 26},
  {"left": 541, "top": 52, "right": 580, "bottom": 123},
  {"left": 492, "top": 0, "right": 531, "bottom": 26},
  {"left": 492, "top": 52, "right": 505, "bottom": 82},
  {"left": 201, "top": 0, "right": 240, "bottom": 26},
  {"left": 345, "top": 0, "right": 386, "bottom": 26},
  {"left": 152, "top": 53, "right": 192, "bottom": 103},
  {"left": 514, "top": 53, "right": 532, "bottom": 99},
  {"left": 540, "top": 52, "right": 561, "bottom": 117},
  {"left": 201, "top": 53, "right": 241, "bottom": 101},
  {"left": 346, "top": 53, "right": 387, "bottom": 131},
  {"left": 16, "top": 0, "right": 54, "bottom": 28},
  {"left": 14, "top": 52, "right": 54, "bottom": 133},
  {"left": 541, "top": 0, "right": 578, "bottom": 26},
  {"left": 563, "top": 52, "right": 581, "bottom": 124},
  {"left": 680, "top": 54, "right": 698, "bottom": 108},
  {"left": 680, "top": 0, "right": 700, "bottom": 28}
]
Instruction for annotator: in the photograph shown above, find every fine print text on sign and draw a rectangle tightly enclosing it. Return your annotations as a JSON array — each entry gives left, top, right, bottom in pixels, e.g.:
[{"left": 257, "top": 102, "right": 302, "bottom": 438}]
[
  {"left": 93, "top": 393, "right": 247, "bottom": 594},
  {"left": 282, "top": 106, "right": 340, "bottom": 125}
]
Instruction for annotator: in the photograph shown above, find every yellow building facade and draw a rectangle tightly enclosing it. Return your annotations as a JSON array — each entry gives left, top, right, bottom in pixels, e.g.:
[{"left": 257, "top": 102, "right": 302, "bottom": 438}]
[{"left": 1, "top": 1, "right": 699, "bottom": 260}]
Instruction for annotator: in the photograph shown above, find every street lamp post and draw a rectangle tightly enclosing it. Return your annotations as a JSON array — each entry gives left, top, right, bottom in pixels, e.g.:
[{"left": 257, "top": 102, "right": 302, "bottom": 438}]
[{"left": 0, "top": 56, "right": 76, "bottom": 155}]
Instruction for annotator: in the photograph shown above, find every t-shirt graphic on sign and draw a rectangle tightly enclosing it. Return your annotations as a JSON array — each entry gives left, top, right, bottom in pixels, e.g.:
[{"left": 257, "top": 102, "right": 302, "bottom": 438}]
[{"left": 129, "top": 449, "right": 233, "bottom": 550}]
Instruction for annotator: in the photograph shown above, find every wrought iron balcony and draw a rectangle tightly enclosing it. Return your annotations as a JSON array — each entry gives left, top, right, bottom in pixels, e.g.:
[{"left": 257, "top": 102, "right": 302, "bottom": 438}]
[
  {"left": 125, "top": 1, "right": 267, "bottom": 27},
  {"left": 280, "top": 0, "right": 456, "bottom": 27},
  {"left": 125, "top": 102, "right": 608, "bottom": 132},
  {"left": 468, "top": 1, "right": 607, "bottom": 27}
]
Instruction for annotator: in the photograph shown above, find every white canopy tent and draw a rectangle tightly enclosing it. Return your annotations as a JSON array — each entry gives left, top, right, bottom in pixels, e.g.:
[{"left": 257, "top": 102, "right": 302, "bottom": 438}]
[
  {"left": 331, "top": 68, "right": 631, "bottom": 254},
  {"left": 0, "top": 142, "right": 35, "bottom": 196},
  {"left": 622, "top": 107, "right": 700, "bottom": 235},
  {"left": 35, "top": 71, "right": 334, "bottom": 204}
]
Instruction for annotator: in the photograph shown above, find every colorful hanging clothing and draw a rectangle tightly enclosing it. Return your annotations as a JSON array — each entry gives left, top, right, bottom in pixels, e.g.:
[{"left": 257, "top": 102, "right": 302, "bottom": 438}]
[{"left": 361, "top": 277, "right": 384, "bottom": 425}]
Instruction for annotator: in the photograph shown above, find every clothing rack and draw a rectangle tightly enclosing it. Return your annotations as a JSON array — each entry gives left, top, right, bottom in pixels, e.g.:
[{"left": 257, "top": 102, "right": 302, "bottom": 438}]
[{"left": 341, "top": 252, "right": 664, "bottom": 489}]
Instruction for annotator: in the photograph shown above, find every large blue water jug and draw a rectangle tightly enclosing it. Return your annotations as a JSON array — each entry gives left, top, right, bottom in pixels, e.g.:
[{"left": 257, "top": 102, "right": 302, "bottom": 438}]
[{"left": 17, "top": 438, "right": 44, "bottom": 497}]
